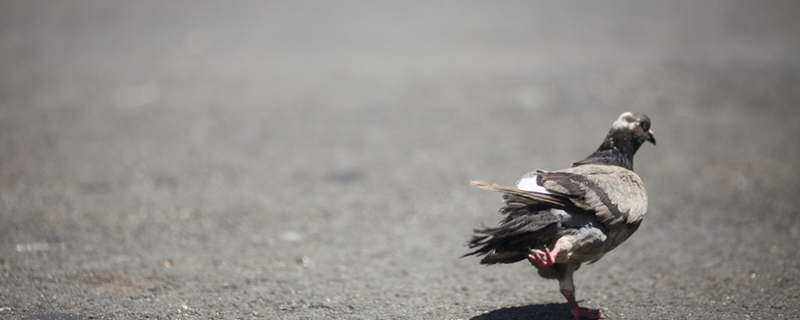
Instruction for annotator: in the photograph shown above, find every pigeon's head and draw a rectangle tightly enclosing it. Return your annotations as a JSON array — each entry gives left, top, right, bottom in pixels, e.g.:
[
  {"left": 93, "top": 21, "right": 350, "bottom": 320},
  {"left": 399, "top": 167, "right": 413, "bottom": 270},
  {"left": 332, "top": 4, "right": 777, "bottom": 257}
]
[
  {"left": 575, "top": 112, "right": 655, "bottom": 170},
  {"left": 611, "top": 111, "right": 656, "bottom": 147}
]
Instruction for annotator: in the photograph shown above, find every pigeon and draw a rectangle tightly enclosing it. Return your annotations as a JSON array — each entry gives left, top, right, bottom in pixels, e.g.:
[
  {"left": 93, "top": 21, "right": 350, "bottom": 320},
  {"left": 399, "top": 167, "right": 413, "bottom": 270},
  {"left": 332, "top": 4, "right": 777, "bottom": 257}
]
[{"left": 463, "top": 112, "right": 655, "bottom": 319}]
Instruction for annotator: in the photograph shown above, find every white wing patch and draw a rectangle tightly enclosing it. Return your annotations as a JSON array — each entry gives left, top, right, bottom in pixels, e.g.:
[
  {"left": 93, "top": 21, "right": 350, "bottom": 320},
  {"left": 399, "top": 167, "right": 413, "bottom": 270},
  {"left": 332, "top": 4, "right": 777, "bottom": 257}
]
[{"left": 516, "top": 175, "right": 551, "bottom": 194}]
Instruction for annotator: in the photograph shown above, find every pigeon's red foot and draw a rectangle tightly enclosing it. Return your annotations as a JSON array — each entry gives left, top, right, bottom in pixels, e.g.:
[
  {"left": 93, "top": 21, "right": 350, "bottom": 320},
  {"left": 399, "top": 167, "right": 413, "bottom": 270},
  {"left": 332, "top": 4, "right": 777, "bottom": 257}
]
[
  {"left": 561, "top": 289, "right": 606, "bottom": 319},
  {"left": 528, "top": 247, "right": 558, "bottom": 267},
  {"left": 571, "top": 307, "right": 606, "bottom": 319},
  {"left": 528, "top": 239, "right": 563, "bottom": 267}
]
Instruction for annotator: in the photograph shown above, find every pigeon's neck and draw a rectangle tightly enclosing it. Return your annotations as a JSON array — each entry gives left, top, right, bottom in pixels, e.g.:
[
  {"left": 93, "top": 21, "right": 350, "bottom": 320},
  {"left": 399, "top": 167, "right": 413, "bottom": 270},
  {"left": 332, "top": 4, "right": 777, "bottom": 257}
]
[{"left": 573, "top": 130, "right": 641, "bottom": 170}]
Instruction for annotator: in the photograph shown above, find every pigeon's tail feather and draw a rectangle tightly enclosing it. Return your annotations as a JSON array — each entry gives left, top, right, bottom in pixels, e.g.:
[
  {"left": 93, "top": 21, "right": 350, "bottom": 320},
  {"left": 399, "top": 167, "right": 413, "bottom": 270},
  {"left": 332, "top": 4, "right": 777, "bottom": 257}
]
[
  {"left": 470, "top": 181, "right": 570, "bottom": 209},
  {"left": 462, "top": 181, "right": 564, "bottom": 264},
  {"left": 463, "top": 222, "right": 559, "bottom": 264}
]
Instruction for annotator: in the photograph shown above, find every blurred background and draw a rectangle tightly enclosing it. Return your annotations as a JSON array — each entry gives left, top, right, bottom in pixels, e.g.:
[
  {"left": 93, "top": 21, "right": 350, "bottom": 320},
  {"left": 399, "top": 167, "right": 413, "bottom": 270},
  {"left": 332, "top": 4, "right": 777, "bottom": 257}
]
[{"left": 1, "top": 1, "right": 799, "bottom": 319}]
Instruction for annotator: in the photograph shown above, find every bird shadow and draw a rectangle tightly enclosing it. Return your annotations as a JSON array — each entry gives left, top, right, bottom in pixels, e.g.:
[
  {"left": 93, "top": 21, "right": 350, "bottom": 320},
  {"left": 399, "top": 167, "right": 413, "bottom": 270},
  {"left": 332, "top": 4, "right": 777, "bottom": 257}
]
[{"left": 470, "top": 303, "right": 572, "bottom": 320}]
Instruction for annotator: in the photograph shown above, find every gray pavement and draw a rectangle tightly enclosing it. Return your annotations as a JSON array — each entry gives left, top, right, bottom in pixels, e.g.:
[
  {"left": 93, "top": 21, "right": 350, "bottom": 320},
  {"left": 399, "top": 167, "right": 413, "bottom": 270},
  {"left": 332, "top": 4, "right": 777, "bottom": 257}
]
[{"left": 1, "top": 1, "right": 799, "bottom": 319}]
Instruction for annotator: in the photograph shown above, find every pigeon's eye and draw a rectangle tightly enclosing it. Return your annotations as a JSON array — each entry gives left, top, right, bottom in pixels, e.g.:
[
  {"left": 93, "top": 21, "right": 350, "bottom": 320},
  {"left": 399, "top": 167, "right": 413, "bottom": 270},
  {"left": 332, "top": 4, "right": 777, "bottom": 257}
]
[{"left": 640, "top": 122, "right": 650, "bottom": 131}]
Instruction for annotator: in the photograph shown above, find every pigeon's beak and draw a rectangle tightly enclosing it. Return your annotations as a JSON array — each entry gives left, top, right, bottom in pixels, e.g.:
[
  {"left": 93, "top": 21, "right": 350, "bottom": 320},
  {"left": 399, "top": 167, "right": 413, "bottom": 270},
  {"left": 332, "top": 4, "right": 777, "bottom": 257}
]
[{"left": 646, "top": 129, "right": 656, "bottom": 145}]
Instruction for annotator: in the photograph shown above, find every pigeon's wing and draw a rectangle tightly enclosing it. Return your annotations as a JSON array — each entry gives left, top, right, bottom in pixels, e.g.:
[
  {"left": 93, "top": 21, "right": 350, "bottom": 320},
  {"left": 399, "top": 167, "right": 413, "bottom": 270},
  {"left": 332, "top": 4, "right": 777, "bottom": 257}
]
[{"left": 534, "top": 165, "right": 648, "bottom": 226}]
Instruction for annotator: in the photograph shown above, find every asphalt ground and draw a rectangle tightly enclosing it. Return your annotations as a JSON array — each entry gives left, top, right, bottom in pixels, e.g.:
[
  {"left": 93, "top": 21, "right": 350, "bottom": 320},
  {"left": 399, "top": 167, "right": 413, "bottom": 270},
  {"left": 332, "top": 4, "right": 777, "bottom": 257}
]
[{"left": 1, "top": 1, "right": 799, "bottom": 319}]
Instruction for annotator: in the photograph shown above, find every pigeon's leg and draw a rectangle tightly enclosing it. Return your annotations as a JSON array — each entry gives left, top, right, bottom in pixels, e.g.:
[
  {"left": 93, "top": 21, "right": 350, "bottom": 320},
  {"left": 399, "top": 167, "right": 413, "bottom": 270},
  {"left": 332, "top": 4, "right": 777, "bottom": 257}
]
[
  {"left": 558, "top": 264, "right": 605, "bottom": 319},
  {"left": 527, "top": 238, "right": 565, "bottom": 267}
]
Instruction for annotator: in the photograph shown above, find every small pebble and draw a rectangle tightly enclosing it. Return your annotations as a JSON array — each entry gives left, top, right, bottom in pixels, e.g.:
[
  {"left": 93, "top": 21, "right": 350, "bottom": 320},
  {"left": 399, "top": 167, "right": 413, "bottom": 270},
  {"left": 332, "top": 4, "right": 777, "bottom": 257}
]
[
  {"left": 296, "top": 256, "right": 312, "bottom": 267},
  {"left": 280, "top": 231, "right": 303, "bottom": 242}
]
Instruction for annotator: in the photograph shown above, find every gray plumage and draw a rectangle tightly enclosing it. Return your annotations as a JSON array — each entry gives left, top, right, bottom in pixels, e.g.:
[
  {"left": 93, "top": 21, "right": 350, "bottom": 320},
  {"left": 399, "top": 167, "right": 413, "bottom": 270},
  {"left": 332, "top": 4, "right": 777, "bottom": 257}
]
[
  {"left": 467, "top": 165, "right": 647, "bottom": 265},
  {"left": 463, "top": 112, "right": 655, "bottom": 319}
]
